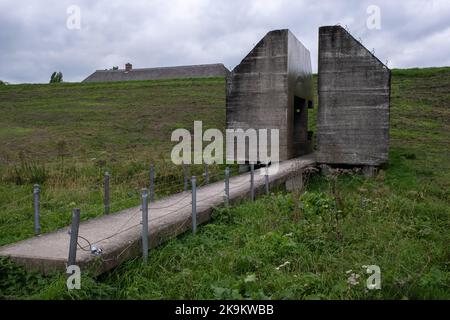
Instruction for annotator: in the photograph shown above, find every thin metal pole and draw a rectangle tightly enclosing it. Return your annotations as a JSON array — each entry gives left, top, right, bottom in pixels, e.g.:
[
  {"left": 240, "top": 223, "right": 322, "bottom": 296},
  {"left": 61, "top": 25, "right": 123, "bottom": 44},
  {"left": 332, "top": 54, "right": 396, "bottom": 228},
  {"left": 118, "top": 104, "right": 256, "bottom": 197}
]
[
  {"left": 68, "top": 208, "right": 81, "bottom": 267},
  {"left": 183, "top": 163, "right": 189, "bottom": 192},
  {"left": 205, "top": 164, "right": 209, "bottom": 184},
  {"left": 33, "top": 184, "right": 41, "bottom": 234},
  {"left": 265, "top": 164, "right": 270, "bottom": 195},
  {"left": 250, "top": 163, "right": 255, "bottom": 201},
  {"left": 141, "top": 188, "right": 149, "bottom": 263},
  {"left": 191, "top": 176, "right": 197, "bottom": 235},
  {"left": 149, "top": 164, "right": 155, "bottom": 202},
  {"left": 224, "top": 167, "right": 230, "bottom": 207},
  {"left": 104, "top": 172, "right": 110, "bottom": 215}
]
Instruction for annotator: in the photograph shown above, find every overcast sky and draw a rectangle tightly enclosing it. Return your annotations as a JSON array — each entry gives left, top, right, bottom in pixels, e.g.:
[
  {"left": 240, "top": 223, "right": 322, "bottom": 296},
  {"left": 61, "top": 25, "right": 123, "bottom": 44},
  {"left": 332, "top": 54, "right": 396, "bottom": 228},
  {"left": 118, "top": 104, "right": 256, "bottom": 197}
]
[{"left": 1, "top": 0, "right": 449, "bottom": 83}]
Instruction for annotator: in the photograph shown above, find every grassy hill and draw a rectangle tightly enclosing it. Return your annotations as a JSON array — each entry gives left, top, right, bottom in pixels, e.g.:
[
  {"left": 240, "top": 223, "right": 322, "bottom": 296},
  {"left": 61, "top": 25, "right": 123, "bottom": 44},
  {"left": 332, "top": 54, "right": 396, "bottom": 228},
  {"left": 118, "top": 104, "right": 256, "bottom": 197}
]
[
  {"left": 0, "top": 67, "right": 449, "bottom": 299},
  {"left": 0, "top": 78, "right": 227, "bottom": 246},
  {"left": 0, "top": 78, "right": 225, "bottom": 164}
]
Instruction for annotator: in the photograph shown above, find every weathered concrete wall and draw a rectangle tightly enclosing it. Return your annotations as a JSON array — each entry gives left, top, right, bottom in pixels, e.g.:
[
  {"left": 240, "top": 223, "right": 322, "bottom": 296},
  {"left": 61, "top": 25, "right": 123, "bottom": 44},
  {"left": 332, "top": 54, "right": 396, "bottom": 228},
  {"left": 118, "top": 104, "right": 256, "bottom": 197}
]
[
  {"left": 226, "top": 29, "right": 314, "bottom": 162},
  {"left": 317, "top": 26, "right": 391, "bottom": 166},
  {"left": 83, "top": 63, "right": 230, "bottom": 82}
]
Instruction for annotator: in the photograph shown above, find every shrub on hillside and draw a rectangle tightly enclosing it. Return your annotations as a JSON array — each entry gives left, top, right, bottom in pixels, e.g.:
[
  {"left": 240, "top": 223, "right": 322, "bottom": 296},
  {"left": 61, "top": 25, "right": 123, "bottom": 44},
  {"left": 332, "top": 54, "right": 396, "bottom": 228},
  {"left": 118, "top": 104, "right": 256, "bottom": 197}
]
[{"left": 49, "top": 71, "right": 63, "bottom": 83}]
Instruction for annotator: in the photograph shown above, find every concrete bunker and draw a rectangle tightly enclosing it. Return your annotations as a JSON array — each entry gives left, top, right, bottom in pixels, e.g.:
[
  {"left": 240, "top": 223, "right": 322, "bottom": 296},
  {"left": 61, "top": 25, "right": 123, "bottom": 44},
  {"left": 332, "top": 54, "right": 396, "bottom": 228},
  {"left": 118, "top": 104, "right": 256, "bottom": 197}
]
[
  {"left": 316, "top": 26, "right": 391, "bottom": 168},
  {"left": 226, "top": 29, "right": 314, "bottom": 163},
  {"left": 227, "top": 26, "right": 391, "bottom": 172}
]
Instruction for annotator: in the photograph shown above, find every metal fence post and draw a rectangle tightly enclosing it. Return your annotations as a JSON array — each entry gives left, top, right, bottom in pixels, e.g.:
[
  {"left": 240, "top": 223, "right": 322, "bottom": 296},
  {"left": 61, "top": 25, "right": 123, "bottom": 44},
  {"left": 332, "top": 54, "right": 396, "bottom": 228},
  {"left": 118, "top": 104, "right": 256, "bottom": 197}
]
[
  {"left": 104, "top": 172, "right": 110, "bottom": 215},
  {"left": 191, "top": 176, "right": 197, "bottom": 235},
  {"left": 265, "top": 164, "right": 270, "bottom": 195},
  {"left": 149, "top": 164, "right": 155, "bottom": 202},
  {"left": 141, "top": 188, "right": 149, "bottom": 263},
  {"left": 224, "top": 167, "right": 230, "bottom": 207},
  {"left": 183, "top": 163, "right": 189, "bottom": 192},
  {"left": 33, "top": 184, "right": 41, "bottom": 234},
  {"left": 68, "top": 208, "right": 81, "bottom": 267},
  {"left": 250, "top": 163, "right": 255, "bottom": 201},
  {"left": 205, "top": 164, "right": 209, "bottom": 184}
]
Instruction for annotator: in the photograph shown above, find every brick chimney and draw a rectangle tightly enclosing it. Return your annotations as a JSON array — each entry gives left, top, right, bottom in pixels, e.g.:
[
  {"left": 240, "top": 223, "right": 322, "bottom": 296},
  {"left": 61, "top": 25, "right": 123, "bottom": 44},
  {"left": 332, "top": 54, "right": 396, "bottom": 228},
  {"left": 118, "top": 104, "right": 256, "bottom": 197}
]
[{"left": 125, "top": 63, "right": 132, "bottom": 71}]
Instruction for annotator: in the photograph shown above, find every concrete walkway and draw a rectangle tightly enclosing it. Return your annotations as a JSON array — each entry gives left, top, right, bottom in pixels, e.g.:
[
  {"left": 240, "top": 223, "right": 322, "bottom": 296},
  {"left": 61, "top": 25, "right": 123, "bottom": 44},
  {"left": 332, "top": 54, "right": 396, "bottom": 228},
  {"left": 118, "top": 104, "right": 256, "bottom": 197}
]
[{"left": 0, "top": 155, "right": 315, "bottom": 275}]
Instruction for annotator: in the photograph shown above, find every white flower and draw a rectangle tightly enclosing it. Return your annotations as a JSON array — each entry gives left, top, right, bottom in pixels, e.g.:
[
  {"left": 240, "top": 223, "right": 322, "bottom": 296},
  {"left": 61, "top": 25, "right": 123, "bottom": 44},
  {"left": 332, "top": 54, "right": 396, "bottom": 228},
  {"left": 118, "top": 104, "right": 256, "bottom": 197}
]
[{"left": 347, "top": 273, "right": 361, "bottom": 286}]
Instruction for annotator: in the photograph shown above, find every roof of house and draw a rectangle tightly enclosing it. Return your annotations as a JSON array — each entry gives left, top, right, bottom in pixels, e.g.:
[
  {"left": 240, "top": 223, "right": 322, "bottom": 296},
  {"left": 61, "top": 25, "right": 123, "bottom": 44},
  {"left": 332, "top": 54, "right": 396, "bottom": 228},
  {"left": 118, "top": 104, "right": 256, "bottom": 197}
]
[{"left": 83, "top": 63, "right": 230, "bottom": 82}]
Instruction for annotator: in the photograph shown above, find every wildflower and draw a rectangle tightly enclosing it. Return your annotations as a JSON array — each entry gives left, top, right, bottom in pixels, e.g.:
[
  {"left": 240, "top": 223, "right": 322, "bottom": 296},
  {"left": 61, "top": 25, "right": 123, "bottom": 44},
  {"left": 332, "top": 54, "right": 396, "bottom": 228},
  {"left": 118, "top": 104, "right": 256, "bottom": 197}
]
[{"left": 347, "top": 273, "right": 361, "bottom": 286}]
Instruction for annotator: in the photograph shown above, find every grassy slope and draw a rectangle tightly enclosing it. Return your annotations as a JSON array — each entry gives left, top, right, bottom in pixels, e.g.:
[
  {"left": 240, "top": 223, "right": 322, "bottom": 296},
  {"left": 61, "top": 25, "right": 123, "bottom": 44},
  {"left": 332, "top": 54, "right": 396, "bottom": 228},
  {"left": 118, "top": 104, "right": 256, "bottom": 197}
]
[
  {"left": 0, "top": 67, "right": 449, "bottom": 299},
  {"left": 0, "top": 78, "right": 225, "bottom": 162},
  {"left": 0, "top": 78, "right": 226, "bottom": 246}
]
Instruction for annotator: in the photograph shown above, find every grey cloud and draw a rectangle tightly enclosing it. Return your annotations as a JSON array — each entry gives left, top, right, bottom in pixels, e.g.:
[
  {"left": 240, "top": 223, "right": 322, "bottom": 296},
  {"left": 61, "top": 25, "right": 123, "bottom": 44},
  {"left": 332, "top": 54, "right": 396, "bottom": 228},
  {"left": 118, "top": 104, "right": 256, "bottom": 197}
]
[{"left": 0, "top": 0, "right": 449, "bottom": 83}]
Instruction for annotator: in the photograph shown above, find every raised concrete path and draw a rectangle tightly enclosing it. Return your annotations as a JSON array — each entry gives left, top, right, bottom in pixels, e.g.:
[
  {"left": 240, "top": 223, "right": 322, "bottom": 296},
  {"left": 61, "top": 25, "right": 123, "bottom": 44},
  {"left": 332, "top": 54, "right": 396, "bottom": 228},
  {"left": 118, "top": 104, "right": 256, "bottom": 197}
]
[{"left": 0, "top": 155, "right": 315, "bottom": 275}]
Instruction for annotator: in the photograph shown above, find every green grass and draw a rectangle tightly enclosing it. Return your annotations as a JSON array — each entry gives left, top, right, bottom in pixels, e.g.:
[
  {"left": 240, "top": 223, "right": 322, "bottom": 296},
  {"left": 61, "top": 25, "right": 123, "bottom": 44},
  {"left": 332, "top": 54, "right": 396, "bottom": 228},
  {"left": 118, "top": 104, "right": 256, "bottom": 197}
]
[
  {"left": 0, "top": 78, "right": 227, "bottom": 246},
  {"left": 0, "top": 67, "right": 450, "bottom": 299},
  {"left": 0, "top": 78, "right": 225, "bottom": 163}
]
